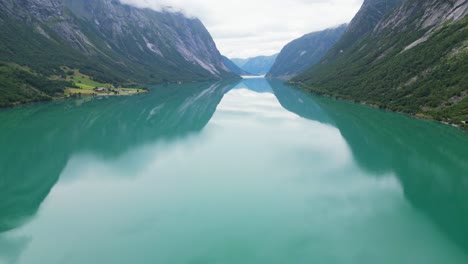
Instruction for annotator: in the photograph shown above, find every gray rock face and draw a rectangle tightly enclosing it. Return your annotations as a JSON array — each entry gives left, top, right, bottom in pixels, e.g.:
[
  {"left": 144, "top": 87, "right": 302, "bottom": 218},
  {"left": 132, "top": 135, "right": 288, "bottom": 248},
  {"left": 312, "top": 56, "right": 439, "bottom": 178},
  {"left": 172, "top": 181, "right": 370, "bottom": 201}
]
[
  {"left": 308, "top": 0, "right": 467, "bottom": 63},
  {"left": 373, "top": 0, "right": 468, "bottom": 52},
  {"left": 376, "top": 0, "right": 468, "bottom": 31},
  {"left": 346, "top": 0, "right": 406, "bottom": 40},
  {"left": 65, "top": 0, "right": 229, "bottom": 75},
  {"left": 0, "top": 0, "right": 234, "bottom": 81}
]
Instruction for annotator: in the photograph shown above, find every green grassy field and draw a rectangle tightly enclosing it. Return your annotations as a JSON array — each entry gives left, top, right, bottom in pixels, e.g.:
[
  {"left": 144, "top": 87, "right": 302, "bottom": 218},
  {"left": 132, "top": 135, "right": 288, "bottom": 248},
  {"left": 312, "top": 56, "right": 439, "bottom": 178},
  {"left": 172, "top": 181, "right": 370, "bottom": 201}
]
[
  {"left": 0, "top": 62, "right": 147, "bottom": 108},
  {"left": 66, "top": 69, "right": 109, "bottom": 90},
  {"left": 60, "top": 68, "right": 146, "bottom": 96}
]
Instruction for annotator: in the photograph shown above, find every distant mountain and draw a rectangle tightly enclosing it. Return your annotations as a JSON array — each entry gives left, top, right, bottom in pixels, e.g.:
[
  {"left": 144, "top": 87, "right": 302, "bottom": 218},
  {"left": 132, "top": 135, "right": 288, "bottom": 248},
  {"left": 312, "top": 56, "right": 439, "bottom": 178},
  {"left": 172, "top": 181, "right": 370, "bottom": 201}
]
[
  {"left": 293, "top": 0, "right": 468, "bottom": 127},
  {"left": 0, "top": 0, "right": 236, "bottom": 108},
  {"left": 230, "top": 58, "right": 250, "bottom": 68},
  {"left": 241, "top": 54, "right": 279, "bottom": 75},
  {"left": 267, "top": 24, "right": 347, "bottom": 80},
  {"left": 230, "top": 54, "right": 279, "bottom": 76},
  {"left": 222, "top": 56, "right": 252, "bottom": 75}
]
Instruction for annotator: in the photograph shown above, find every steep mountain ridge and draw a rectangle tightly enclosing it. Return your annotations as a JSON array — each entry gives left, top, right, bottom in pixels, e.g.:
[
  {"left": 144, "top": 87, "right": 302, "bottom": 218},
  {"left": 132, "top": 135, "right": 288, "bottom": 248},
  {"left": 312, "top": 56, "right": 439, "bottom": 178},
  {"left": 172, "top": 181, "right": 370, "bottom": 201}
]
[
  {"left": 321, "top": 0, "right": 406, "bottom": 61},
  {"left": 267, "top": 24, "right": 347, "bottom": 80},
  {"left": 293, "top": 0, "right": 468, "bottom": 126},
  {"left": 0, "top": 0, "right": 235, "bottom": 107},
  {"left": 222, "top": 56, "right": 252, "bottom": 76},
  {"left": 375, "top": 0, "right": 467, "bottom": 51},
  {"left": 346, "top": 0, "right": 406, "bottom": 36},
  {"left": 62, "top": 0, "right": 230, "bottom": 77},
  {"left": 375, "top": 0, "right": 467, "bottom": 32},
  {"left": 230, "top": 58, "right": 249, "bottom": 68}
]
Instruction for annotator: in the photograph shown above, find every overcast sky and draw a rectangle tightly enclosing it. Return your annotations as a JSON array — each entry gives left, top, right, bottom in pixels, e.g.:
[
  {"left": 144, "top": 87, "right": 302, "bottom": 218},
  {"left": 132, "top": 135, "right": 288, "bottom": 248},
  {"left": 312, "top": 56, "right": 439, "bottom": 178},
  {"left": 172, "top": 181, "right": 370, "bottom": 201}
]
[{"left": 120, "top": 0, "right": 364, "bottom": 58}]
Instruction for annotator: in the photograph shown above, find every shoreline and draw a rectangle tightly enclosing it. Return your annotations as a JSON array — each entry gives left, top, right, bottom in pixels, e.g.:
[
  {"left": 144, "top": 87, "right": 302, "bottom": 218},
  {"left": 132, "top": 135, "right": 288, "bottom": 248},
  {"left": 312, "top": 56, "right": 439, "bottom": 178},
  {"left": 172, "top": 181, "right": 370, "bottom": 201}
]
[
  {"left": 65, "top": 87, "right": 149, "bottom": 98},
  {"left": 0, "top": 89, "right": 150, "bottom": 111},
  {"left": 0, "top": 77, "right": 241, "bottom": 110},
  {"left": 288, "top": 83, "right": 467, "bottom": 131}
]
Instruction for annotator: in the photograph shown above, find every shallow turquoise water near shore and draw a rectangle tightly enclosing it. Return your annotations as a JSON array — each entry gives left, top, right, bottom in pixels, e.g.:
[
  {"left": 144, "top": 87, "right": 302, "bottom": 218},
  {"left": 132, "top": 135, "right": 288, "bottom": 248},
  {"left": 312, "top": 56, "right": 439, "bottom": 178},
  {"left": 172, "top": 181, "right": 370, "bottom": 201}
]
[{"left": 0, "top": 78, "right": 467, "bottom": 263}]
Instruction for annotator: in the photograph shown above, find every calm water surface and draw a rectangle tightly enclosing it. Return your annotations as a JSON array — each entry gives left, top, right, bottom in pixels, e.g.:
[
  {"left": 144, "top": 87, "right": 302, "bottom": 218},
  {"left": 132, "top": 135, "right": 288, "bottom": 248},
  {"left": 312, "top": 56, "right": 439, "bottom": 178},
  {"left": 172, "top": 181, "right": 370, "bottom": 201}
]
[{"left": 0, "top": 78, "right": 467, "bottom": 264}]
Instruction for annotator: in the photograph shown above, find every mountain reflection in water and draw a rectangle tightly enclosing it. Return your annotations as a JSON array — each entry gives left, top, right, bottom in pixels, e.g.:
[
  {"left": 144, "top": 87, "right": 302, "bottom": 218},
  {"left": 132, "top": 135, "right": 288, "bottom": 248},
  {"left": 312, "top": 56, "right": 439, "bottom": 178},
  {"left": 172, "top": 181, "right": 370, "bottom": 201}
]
[{"left": 0, "top": 78, "right": 467, "bottom": 263}]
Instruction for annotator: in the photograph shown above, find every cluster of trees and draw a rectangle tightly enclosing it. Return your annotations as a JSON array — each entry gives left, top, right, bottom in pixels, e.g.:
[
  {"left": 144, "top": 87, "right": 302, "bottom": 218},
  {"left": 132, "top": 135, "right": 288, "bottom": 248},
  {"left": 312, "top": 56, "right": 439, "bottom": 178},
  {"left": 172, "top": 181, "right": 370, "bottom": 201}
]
[{"left": 0, "top": 63, "right": 73, "bottom": 108}]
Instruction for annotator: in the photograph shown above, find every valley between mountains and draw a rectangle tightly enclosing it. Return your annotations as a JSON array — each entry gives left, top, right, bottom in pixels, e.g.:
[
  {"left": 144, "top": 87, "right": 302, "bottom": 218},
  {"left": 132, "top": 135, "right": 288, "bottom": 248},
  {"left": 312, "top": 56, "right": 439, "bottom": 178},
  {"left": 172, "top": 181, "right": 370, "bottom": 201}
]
[{"left": 0, "top": 0, "right": 466, "bottom": 127}]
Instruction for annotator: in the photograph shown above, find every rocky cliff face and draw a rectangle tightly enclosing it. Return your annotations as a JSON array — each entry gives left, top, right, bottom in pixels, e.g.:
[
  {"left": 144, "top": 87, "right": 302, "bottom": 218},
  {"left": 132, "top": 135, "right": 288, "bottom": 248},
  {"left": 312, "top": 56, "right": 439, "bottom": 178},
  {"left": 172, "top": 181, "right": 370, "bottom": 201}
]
[
  {"left": 267, "top": 24, "right": 347, "bottom": 80},
  {"left": 63, "top": 0, "right": 230, "bottom": 77},
  {"left": 0, "top": 0, "right": 234, "bottom": 84},
  {"left": 347, "top": 0, "right": 406, "bottom": 37},
  {"left": 375, "top": 0, "right": 468, "bottom": 51},
  {"left": 293, "top": 0, "right": 468, "bottom": 126},
  {"left": 319, "top": 0, "right": 405, "bottom": 62},
  {"left": 376, "top": 0, "right": 467, "bottom": 31}
]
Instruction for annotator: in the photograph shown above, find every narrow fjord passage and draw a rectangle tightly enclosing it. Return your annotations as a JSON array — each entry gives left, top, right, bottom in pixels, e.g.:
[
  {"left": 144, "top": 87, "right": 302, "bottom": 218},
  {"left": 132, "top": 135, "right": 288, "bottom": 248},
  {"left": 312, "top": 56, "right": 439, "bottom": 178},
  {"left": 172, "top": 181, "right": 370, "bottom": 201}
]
[{"left": 0, "top": 79, "right": 467, "bottom": 264}]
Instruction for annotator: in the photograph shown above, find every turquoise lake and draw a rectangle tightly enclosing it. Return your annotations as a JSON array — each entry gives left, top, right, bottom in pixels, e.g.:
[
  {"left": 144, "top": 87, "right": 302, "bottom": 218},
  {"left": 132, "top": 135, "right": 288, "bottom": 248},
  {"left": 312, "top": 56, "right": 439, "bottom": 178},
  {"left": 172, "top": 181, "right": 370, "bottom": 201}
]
[{"left": 0, "top": 78, "right": 467, "bottom": 264}]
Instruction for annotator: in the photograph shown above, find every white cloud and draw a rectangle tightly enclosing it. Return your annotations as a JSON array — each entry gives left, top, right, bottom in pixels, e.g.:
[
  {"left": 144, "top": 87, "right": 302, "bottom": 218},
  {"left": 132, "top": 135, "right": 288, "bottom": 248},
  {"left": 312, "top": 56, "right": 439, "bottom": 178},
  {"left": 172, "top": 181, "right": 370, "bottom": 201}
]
[{"left": 119, "top": 0, "right": 364, "bottom": 58}]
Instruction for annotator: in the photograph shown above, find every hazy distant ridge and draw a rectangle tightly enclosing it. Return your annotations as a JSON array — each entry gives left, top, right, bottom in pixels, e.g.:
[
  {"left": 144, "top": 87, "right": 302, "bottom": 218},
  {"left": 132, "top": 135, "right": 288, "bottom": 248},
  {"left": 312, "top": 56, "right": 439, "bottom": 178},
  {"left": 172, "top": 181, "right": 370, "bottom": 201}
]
[{"left": 231, "top": 54, "right": 278, "bottom": 75}]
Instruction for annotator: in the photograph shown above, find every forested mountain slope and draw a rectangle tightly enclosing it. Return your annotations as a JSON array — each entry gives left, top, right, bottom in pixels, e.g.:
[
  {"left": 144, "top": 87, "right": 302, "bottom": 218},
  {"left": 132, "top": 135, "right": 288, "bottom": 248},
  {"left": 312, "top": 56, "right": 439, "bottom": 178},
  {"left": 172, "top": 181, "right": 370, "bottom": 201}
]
[
  {"left": 0, "top": 0, "right": 235, "bottom": 107},
  {"left": 293, "top": 0, "right": 468, "bottom": 126}
]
